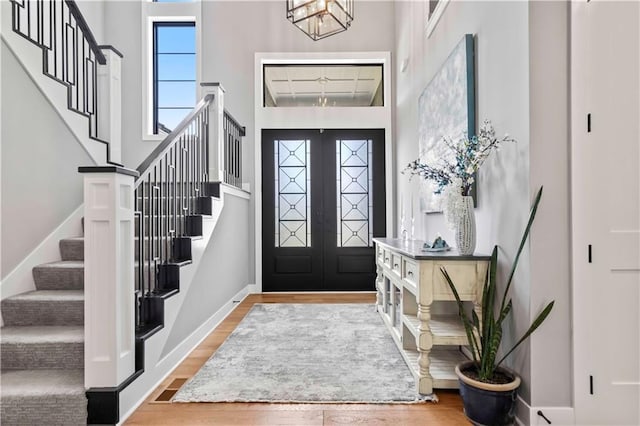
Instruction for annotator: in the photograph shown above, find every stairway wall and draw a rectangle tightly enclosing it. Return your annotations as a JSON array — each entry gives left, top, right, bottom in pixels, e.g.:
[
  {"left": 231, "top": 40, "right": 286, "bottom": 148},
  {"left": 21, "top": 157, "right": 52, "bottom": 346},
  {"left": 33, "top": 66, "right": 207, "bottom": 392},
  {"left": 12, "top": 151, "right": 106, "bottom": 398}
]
[
  {"left": 119, "top": 186, "right": 252, "bottom": 421},
  {"left": 74, "top": 0, "right": 106, "bottom": 45},
  {"left": 0, "top": 42, "right": 91, "bottom": 282},
  {"left": 162, "top": 192, "right": 251, "bottom": 355}
]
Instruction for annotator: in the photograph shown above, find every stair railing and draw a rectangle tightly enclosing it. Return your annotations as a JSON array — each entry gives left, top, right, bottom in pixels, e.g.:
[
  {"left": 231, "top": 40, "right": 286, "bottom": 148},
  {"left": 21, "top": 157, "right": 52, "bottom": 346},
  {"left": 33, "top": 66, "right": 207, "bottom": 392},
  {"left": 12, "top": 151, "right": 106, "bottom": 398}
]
[
  {"left": 223, "top": 109, "right": 245, "bottom": 188},
  {"left": 10, "top": 0, "right": 122, "bottom": 164},
  {"left": 134, "top": 94, "right": 213, "bottom": 332},
  {"left": 80, "top": 83, "right": 244, "bottom": 424}
]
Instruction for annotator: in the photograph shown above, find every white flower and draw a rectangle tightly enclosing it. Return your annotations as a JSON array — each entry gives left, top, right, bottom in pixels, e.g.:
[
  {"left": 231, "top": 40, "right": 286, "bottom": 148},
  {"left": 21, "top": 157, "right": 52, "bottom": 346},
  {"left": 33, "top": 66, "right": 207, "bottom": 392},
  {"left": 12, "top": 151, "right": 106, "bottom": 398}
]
[{"left": 405, "top": 120, "right": 516, "bottom": 197}]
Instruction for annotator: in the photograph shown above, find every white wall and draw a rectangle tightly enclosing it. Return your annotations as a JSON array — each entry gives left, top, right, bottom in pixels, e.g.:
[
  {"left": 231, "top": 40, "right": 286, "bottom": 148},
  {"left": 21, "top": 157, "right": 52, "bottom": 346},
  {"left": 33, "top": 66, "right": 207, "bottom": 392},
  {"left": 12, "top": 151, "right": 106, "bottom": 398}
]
[
  {"left": 103, "top": 0, "right": 146, "bottom": 168},
  {"left": 107, "top": 0, "right": 396, "bottom": 283},
  {"left": 119, "top": 188, "right": 251, "bottom": 421},
  {"left": 203, "top": 1, "right": 395, "bottom": 286},
  {"left": 395, "top": 0, "right": 533, "bottom": 400},
  {"left": 394, "top": 0, "right": 572, "bottom": 413},
  {"left": 200, "top": 1, "right": 395, "bottom": 185},
  {"left": 0, "top": 41, "right": 92, "bottom": 278},
  {"left": 527, "top": 0, "right": 572, "bottom": 410},
  {"left": 75, "top": 0, "right": 105, "bottom": 45},
  {"left": 162, "top": 193, "right": 251, "bottom": 354}
]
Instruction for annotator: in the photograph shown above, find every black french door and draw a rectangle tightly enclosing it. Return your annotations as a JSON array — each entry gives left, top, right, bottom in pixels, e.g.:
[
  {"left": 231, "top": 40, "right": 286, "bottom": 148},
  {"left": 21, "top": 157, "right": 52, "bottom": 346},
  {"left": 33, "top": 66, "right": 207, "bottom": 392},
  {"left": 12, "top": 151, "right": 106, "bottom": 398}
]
[{"left": 262, "top": 129, "right": 386, "bottom": 292}]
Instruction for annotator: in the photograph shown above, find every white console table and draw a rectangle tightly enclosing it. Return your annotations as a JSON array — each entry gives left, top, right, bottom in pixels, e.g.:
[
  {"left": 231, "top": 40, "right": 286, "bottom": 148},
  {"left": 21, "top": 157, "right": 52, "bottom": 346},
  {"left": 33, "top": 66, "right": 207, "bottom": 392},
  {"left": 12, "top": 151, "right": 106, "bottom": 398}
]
[{"left": 373, "top": 238, "right": 490, "bottom": 395}]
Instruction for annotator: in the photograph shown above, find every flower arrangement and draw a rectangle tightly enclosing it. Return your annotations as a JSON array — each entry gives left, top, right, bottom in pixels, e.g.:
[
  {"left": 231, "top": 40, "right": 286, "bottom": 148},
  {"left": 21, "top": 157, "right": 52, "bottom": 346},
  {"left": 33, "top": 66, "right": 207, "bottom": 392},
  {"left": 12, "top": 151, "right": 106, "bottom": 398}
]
[
  {"left": 404, "top": 120, "right": 516, "bottom": 196},
  {"left": 404, "top": 120, "right": 515, "bottom": 229}
]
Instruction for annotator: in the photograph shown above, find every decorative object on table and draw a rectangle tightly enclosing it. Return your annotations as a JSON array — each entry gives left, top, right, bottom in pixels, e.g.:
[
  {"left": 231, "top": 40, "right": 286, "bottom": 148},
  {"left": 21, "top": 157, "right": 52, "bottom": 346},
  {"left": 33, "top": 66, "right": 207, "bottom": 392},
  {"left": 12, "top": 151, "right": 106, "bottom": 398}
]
[
  {"left": 405, "top": 120, "right": 516, "bottom": 255},
  {"left": 410, "top": 194, "right": 416, "bottom": 240},
  {"left": 440, "top": 187, "right": 554, "bottom": 426},
  {"left": 416, "top": 34, "right": 476, "bottom": 214},
  {"left": 286, "top": 0, "right": 354, "bottom": 41},
  {"left": 400, "top": 193, "right": 408, "bottom": 242},
  {"left": 448, "top": 188, "right": 475, "bottom": 255},
  {"left": 422, "top": 236, "right": 451, "bottom": 252}
]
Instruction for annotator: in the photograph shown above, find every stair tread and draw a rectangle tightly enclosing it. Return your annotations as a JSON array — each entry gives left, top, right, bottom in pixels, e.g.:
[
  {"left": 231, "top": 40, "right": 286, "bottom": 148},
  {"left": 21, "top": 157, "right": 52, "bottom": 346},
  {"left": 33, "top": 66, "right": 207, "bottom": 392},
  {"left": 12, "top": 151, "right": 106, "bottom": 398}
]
[
  {"left": 60, "top": 237, "right": 83, "bottom": 242},
  {"left": 5, "top": 290, "right": 84, "bottom": 302},
  {"left": 1, "top": 326, "right": 83, "bottom": 344},
  {"left": 34, "top": 260, "right": 84, "bottom": 269},
  {"left": 0, "top": 369, "right": 84, "bottom": 397}
]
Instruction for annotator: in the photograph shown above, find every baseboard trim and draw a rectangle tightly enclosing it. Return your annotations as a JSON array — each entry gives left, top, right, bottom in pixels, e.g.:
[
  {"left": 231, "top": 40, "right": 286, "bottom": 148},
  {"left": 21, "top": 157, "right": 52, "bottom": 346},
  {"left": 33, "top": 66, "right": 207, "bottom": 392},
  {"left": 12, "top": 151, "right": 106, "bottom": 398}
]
[
  {"left": 118, "top": 284, "right": 251, "bottom": 424},
  {"left": 516, "top": 395, "right": 575, "bottom": 425},
  {"left": 86, "top": 369, "right": 144, "bottom": 425}
]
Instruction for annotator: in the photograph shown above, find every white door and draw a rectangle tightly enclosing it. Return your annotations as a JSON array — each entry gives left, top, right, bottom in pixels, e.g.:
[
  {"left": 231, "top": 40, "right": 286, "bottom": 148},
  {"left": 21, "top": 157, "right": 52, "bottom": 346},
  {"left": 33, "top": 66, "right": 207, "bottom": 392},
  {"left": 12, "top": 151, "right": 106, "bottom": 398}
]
[{"left": 572, "top": 1, "right": 640, "bottom": 424}]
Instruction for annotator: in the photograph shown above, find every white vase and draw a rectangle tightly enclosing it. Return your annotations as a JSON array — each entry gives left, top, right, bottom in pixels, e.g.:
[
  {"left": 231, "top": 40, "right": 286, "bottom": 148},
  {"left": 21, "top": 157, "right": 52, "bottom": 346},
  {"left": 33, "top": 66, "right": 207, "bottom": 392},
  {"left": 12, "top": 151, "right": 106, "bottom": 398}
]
[{"left": 455, "top": 196, "right": 476, "bottom": 255}]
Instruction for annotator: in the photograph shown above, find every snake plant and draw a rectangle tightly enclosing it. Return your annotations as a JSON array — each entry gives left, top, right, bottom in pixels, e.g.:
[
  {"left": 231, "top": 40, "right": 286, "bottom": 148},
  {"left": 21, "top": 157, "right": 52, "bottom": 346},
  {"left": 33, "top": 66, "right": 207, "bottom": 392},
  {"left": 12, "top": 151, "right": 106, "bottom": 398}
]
[{"left": 441, "top": 187, "right": 554, "bottom": 382}]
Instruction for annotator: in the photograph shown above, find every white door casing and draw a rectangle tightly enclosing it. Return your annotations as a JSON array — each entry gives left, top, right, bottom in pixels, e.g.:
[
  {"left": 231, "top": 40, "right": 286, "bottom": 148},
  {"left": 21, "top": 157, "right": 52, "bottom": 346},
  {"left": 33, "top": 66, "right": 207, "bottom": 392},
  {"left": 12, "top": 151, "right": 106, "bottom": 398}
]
[
  {"left": 572, "top": 1, "right": 640, "bottom": 424},
  {"left": 253, "top": 52, "right": 394, "bottom": 292}
]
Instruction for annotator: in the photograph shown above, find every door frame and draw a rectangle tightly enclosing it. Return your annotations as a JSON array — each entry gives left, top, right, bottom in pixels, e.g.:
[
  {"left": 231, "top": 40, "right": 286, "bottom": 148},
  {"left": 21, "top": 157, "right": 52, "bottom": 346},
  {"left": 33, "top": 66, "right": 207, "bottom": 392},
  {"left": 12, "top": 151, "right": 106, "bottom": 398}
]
[
  {"left": 254, "top": 51, "right": 393, "bottom": 293},
  {"left": 261, "top": 128, "right": 386, "bottom": 292}
]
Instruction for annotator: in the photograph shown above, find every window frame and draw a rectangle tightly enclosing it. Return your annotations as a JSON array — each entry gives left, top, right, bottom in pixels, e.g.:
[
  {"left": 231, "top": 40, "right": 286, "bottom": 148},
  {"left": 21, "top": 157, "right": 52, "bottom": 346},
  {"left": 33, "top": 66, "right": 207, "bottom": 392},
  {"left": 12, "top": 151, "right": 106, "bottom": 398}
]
[
  {"left": 142, "top": 0, "right": 200, "bottom": 141},
  {"left": 425, "top": 0, "right": 450, "bottom": 38}
]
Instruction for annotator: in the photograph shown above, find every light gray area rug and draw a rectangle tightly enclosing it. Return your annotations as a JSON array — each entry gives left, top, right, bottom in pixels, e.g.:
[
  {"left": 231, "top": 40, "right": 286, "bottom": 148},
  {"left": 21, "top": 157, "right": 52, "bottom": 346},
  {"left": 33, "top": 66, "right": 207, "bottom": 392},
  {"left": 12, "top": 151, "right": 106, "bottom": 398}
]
[{"left": 173, "top": 303, "right": 421, "bottom": 403}]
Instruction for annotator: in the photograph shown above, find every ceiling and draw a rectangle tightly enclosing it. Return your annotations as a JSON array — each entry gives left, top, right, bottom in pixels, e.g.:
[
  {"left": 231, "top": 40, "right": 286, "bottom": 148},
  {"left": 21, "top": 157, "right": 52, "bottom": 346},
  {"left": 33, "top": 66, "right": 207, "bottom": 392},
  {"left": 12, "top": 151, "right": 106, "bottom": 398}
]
[{"left": 263, "top": 64, "right": 383, "bottom": 107}]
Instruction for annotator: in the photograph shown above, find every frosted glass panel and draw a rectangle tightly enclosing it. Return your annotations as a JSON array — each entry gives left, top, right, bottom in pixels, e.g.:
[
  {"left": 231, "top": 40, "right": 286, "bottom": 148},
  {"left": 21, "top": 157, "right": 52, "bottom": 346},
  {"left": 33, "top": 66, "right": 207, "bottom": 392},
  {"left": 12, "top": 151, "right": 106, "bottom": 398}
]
[
  {"left": 341, "top": 221, "right": 369, "bottom": 247},
  {"left": 336, "top": 139, "right": 373, "bottom": 247},
  {"left": 279, "top": 221, "right": 307, "bottom": 247},
  {"left": 340, "top": 140, "right": 368, "bottom": 166},
  {"left": 278, "top": 167, "right": 306, "bottom": 193},
  {"left": 341, "top": 194, "right": 368, "bottom": 220},
  {"left": 279, "top": 194, "right": 306, "bottom": 221},
  {"left": 275, "top": 140, "right": 311, "bottom": 247}
]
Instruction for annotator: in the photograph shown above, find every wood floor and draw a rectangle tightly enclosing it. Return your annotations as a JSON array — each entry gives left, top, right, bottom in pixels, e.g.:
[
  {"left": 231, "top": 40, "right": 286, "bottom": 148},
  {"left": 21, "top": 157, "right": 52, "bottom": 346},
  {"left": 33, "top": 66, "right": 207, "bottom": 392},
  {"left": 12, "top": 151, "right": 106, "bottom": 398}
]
[{"left": 125, "top": 293, "right": 468, "bottom": 425}]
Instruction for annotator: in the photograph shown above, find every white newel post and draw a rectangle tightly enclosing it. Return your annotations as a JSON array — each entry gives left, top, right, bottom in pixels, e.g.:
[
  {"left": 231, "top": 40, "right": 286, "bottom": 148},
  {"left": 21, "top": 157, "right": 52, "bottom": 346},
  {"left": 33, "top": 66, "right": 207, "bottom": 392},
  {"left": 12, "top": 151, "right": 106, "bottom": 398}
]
[
  {"left": 98, "top": 47, "right": 123, "bottom": 164},
  {"left": 80, "top": 166, "right": 138, "bottom": 389},
  {"left": 201, "top": 82, "right": 225, "bottom": 182}
]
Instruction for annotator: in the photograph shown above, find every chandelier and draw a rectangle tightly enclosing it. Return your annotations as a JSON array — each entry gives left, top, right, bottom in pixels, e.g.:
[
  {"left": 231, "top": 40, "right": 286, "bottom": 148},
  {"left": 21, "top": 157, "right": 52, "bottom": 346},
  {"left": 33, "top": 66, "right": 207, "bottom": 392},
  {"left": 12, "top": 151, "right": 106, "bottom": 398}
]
[{"left": 286, "top": 0, "right": 354, "bottom": 41}]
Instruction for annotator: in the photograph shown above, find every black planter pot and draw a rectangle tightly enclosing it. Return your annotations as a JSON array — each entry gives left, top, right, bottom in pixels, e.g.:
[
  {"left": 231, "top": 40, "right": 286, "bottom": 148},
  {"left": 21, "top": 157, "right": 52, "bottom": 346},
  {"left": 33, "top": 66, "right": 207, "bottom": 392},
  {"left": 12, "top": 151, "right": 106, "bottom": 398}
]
[{"left": 455, "top": 361, "right": 521, "bottom": 426}]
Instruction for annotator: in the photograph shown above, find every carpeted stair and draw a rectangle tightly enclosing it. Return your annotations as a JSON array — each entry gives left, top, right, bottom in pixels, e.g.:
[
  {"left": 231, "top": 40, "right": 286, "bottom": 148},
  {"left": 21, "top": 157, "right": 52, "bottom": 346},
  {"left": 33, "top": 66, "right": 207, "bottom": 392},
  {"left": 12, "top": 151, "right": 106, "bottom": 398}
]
[{"left": 1, "top": 236, "right": 87, "bottom": 425}]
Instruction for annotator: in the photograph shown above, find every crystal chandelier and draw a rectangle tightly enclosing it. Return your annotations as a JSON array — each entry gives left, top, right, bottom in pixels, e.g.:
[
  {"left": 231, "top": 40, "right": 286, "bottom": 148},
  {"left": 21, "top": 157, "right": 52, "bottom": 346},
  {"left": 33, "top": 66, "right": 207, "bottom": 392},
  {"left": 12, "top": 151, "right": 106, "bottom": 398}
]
[{"left": 286, "top": 0, "right": 354, "bottom": 41}]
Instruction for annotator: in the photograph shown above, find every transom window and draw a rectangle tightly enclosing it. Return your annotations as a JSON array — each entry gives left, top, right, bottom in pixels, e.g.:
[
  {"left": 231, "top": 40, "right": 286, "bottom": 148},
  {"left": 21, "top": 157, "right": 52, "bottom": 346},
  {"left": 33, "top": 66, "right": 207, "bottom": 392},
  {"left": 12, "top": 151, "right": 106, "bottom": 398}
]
[{"left": 153, "top": 22, "right": 196, "bottom": 133}]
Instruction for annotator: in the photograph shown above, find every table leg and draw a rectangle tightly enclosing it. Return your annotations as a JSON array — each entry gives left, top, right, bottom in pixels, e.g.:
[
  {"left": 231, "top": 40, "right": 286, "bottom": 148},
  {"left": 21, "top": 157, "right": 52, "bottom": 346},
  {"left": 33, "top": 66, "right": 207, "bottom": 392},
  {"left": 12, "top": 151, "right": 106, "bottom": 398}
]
[{"left": 417, "top": 303, "right": 433, "bottom": 394}]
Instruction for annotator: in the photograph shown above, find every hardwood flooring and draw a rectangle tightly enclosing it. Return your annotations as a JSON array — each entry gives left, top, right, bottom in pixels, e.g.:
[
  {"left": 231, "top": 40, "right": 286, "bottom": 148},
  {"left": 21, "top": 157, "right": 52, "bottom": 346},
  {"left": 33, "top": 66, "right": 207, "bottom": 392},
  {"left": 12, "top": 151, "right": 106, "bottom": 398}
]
[{"left": 125, "top": 293, "right": 468, "bottom": 425}]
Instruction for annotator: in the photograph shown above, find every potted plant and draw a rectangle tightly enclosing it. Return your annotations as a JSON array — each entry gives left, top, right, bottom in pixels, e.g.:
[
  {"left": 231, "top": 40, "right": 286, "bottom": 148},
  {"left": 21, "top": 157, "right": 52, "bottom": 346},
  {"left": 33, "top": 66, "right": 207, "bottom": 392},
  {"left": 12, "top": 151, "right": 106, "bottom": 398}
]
[{"left": 440, "top": 187, "right": 554, "bottom": 426}]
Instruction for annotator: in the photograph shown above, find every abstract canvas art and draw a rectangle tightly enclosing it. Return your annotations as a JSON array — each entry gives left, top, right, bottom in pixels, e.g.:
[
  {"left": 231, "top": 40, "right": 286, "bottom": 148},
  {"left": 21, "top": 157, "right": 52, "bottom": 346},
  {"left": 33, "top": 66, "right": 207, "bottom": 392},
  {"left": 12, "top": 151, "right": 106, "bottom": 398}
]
[{"left": 418, "top": 34, "right": 476, "bottom": 213}]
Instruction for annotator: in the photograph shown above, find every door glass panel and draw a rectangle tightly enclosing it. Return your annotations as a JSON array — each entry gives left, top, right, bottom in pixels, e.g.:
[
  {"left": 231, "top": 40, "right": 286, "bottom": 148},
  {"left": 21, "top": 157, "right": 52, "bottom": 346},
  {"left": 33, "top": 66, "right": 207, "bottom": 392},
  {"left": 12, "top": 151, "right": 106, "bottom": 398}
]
[
  {"left": 263, "top": 64, "right": 384, "bottom": 107},
  {"left": 336, "top": 139, "right": 373, "bottom": 247},
  {"left": 275, "top": 140, "right": 311, "bottom": 247}
]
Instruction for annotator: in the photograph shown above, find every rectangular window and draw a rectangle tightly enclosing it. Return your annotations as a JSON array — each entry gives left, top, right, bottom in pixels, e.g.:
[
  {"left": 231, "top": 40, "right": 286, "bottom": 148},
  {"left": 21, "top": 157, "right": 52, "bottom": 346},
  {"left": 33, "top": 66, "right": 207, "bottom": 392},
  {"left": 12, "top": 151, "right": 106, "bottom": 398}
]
[
  {"left": 153, "top": 22, "right": 196, "bottom": 134},
  {"left": 274, "top": 139, "right": 311, "bottom": 248},
  {"left": 336, "top": 139, "right": 373, "bottom": 247},
  {"left": 263, "top": 64, "right": 384, "bottom": 107}
]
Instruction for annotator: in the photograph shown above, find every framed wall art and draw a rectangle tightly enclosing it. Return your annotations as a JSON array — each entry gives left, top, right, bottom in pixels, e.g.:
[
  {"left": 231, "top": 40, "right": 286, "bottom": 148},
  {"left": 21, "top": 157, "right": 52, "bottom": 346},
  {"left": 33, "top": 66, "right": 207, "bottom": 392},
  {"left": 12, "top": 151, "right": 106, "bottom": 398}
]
[{"left": 418, "top": 33, "right": 476, "bottom": 213}]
